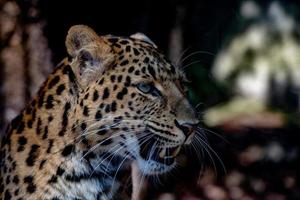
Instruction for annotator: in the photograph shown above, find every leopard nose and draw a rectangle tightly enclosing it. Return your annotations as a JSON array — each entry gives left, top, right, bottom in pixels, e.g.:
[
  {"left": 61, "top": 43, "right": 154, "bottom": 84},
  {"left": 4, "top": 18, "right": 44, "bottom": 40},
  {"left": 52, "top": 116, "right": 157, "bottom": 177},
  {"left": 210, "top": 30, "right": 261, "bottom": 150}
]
[{"left": 174, "top": 120, "right": 199, "bottom": 137}]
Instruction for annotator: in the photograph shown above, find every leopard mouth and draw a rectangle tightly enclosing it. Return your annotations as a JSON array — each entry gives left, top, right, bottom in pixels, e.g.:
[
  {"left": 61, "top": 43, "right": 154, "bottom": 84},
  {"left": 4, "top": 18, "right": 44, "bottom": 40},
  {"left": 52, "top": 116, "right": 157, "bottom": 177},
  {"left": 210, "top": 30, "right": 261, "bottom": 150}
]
[
  {"left": 137, "top": 136, "right": 181, "bottom": 174},
  {"left": 139, "top": 145, "right": 181, "bottom": 166}
]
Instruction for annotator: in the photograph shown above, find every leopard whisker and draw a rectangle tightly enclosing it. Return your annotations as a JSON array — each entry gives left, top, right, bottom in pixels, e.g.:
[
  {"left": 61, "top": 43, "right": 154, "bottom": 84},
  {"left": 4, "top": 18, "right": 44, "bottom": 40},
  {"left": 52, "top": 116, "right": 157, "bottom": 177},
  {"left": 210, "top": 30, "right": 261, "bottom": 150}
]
[
  {"left": 197, "top": 127, "right": 230, "bottom": 144},
  {"left": 182, "top": 60, "right": 205, "bottom": 70},
  {"left": 175, "top": 46, "right": 191, "bottom": 66},
  {"left": 79, "top": 132, "right": 126, "bottom": 161},
  {"left": 137, "top": 138, "right": 158, "bottom": 196},
  {"left": 90, "top": 131, "right": 151, "bottom": 178},
  {"left": 194, "top": 134, "right": 226, "bottom": 175},
  {"left": 193, "top": 135, "right": 218, "bottom": 175},
  {"left": 179, "top": 50, "right": 215, "bottom": 67}
]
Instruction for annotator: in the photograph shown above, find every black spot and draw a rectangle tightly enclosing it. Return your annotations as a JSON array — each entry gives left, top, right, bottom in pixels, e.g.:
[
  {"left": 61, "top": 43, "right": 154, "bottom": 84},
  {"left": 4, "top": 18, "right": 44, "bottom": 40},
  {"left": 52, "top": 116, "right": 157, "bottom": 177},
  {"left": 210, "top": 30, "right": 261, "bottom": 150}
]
[
  {"left": 69, "top": 88, "right": 74, "bottom": 95},
  {"left": 117, "top": 75, "right": 123, "bottom": 82},
  {"left": 110, "top": 75, "right": 116, "bottom": 82},
  {"left": 84, "top": 93, "right": 89, "bottom": 100},
  {"left": 108, "top": 38, "right": 118, "bottom": 43},
  {"left": 48, "top": 76, "right": 60, "bottom": 89},
  {"left": 27, "top": 120, "right": 33, "bottom": 128},
  {"left": 113, "top": 85, "right": 118, "bottom": 91},
  {"left": 97, "top": 126, "right": 107, "bottom": 135},
  {"left": 81, "top": 123, "right": 87, "bottom": 131},
  {"left": 4, "top": 189, "right": 12, "bottom": 200},
  {"left": 48, "top": 175, "right": 57, "bottom": 184},
  {"left": 120, "top": 40, "right": 129, "bottom": 45},
  {"left": 114, "top": 116, "right": 123, "bottom": 123},
  {"left": 105, "top": 104, "right": 111, "bottom": 113},
  {"left": 83, "top": 151, "right": 96, "bottom": 160},
  {"left": 36, "top": 118, "right": 42, "bottom": 135},
  {"left": 12, "top": 175, "right": 19, "bottom": 184},
  {"left": 93, "top": 90, "right": 99, "bottom": 101},
  {"left": 102, "top": 88, "right": 109, "bottom": 100},
  {"left": 61, "top": 144, "right": 74, "bottom": 157},
  {"left": 113, "top": 43, "right": 121, "bottom": 48},
  {"left": 125, "top": 76, "right": 131, "bottom": 87},
  {"left": 101, "top": 138, "right": 113, "bottom": 145},
  {"left": 56, "top": 166, "right": 65, "bottom": 176},
  {"left": 63, "top": 65, "right": 77, "bottom": 88},
  {"left": 42, "top": 126, "right": 49, "bottom": 139},
  {"left": 120, "top": 60, "right": 129, "bottom": 66},
  {"left": 134, "top": 70, "right": 140, "bottom": 76},
  {"left": 128, "top": 66, "right": 134, "bottom": 73},
  {"left": 133, "top": 48, "right": 140, "bottom": 56},
  {"left": 131, "top": 93, "right": 136, "bottom": 98},
  {"left": 14, "top": 189, "right": 19, "bottom": 196},
  {"left": 31, "top": 108, "right": 36, "bottom": 122},
  {"left": 38, "top": 91, "right": 46, "bottom": 107},
  {"left": 56, "top": 84, "right": 65, "bottom": 95},
  {"left": 63, "top": 102, "right": 71, "bottom": 127},
  {"left": 16, "top": 121, "right": 25, "bottom": 134},
  {"left": 25, "top": 106, "right": 32, "bottom": 114},
  {"left": 117, "top": 88, "right": 128, "bottom": 100},
  {"left": 6, "top": 176, "right": 10, "bottom": 184},
  {"left": 18, "top": 136, "right": 27, "bottom": 145},
  {"left": 47, "top": 139, "right": 54, "bottom": 153},
  {"left": 26, "top": 144, "right": 40, "bottom": 166},
  {"left": 17, "top": 136, "right": 27, "bottom": 151},
  {"left": 48, "top": 116, "right": 54, "bottom": 122},
  {"left": 24, "top": 176, "right": 33, "bottom": 183},
  {"left": 95, "top": 110, "right": 102, "bottom": 119},
  {"left": 83, "top": 106, "right": 89, "bottom": 116},
  {"left": 17, "top": 145, "right": 24, "bottom": 152},
  {"left": 23, "top": 176, "right": 36, "bottom": 193},
  {"left": 39, "top": 160, "right": 46, "bottom": 169},
  {"left": 143, "top": 57, "right": 149, "bottom": 63},
  {"left": 98, "top": 78, "right": 104, "bottom": 85},
  {"left": 111, "top": 101, "right": 117, "bottom": 112},
  {"left": 125, "top": 45, "right": 131, "bottom": 52},
  {"left": 147, "top": 66, "right": 156, "bottom": 80},
  {"left": 46, "top": 95, "right": 54, "bottom": 109},
  {"left": 27, "top": 183, "right": 36, "bottom": 193}
]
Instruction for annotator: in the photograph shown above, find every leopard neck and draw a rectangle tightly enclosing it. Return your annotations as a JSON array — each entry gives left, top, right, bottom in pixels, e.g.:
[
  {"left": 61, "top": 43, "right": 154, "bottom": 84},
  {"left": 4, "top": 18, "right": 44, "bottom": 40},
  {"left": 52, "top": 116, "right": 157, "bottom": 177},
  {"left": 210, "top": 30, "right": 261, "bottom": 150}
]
[{"left": 21, "top": 58, "right": 80, "bottom": 151}]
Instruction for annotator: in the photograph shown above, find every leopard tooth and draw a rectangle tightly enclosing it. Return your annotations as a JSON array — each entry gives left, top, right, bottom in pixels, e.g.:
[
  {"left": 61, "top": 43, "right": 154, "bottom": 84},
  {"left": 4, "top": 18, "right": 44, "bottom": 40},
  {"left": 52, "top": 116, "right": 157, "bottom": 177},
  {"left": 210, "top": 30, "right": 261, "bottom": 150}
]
[
  {"left": 172, "top": 146, "right": 181, "bottom": 157},
  {"left": 159, "top": 148, "right": 166, "bottom": 158}
]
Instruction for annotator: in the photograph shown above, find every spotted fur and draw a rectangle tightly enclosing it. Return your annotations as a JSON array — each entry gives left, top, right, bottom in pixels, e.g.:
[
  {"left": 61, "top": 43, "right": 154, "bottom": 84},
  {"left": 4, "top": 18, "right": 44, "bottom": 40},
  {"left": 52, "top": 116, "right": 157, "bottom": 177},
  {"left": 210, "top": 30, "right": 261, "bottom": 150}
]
[{"left": 0, "top": 25, "right": 199, "bottom": 200}]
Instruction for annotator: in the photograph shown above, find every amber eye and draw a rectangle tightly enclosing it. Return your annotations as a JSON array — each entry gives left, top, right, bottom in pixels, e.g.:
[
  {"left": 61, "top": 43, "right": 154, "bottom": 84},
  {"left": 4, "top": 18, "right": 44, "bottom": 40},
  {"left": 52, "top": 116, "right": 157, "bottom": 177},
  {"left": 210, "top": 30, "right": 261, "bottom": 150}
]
[{"left": 136, "top": 83, "right": 161, "bottom": 97}]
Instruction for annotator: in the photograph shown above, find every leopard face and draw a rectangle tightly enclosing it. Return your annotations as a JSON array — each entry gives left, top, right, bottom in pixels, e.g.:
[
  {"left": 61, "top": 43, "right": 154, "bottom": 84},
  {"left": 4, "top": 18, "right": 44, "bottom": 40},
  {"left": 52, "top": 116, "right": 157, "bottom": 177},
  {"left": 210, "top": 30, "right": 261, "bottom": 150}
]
[{"left": 68, "top": 25, "right": 199, "bottom": 175}]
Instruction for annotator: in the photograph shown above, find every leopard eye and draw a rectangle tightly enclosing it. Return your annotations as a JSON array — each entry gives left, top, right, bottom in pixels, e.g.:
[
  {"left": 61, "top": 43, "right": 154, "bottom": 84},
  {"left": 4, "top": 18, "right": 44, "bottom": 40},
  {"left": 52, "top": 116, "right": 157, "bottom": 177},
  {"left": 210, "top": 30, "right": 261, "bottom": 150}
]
[
  {"left": 137, "top": 83, "right": 152, "bottom": 93},
  {"left": 136, "top": 83, "right": 161, "bottom": 97}
]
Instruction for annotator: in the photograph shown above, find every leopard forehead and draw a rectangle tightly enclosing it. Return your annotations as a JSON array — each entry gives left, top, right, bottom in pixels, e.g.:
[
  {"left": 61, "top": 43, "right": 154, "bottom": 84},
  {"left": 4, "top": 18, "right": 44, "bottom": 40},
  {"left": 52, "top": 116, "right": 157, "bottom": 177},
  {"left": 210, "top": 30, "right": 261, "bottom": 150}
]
[{"left": 102, "top": 36, "right": 184, "bottom": 83}]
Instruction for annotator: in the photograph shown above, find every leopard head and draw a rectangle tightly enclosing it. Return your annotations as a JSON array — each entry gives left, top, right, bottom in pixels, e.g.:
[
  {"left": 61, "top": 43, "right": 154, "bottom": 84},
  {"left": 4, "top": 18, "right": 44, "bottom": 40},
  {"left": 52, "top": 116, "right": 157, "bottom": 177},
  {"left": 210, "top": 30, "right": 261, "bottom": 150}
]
[{"left": 66, "top": 25, "right": 199, "bottom": 175}]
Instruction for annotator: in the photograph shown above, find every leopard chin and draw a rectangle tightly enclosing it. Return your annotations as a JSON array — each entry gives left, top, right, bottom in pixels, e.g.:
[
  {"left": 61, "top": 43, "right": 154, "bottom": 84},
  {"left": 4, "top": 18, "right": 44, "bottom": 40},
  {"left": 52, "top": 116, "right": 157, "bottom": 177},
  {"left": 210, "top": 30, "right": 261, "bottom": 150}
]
[{"left": 136, "top": 157, "right": 176, "bottom": 175}]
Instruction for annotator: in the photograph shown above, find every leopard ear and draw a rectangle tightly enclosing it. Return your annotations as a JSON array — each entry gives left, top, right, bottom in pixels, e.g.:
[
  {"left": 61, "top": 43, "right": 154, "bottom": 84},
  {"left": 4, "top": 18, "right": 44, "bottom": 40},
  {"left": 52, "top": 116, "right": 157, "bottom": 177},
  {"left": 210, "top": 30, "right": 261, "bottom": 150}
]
[
  {"left": 130, "top": 33, "right": 157, "bottom": 48},
  {"left": 66, "top": 25, "right": 114, "bottom": 87}
]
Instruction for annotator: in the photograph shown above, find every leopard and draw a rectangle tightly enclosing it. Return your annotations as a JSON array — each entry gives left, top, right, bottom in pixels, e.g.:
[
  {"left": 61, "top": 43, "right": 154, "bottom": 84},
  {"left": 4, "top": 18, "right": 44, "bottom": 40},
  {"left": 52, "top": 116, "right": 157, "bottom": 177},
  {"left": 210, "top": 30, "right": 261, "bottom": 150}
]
[{"left": 0, "top": 25, "right": 199, "bottom": 200}]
